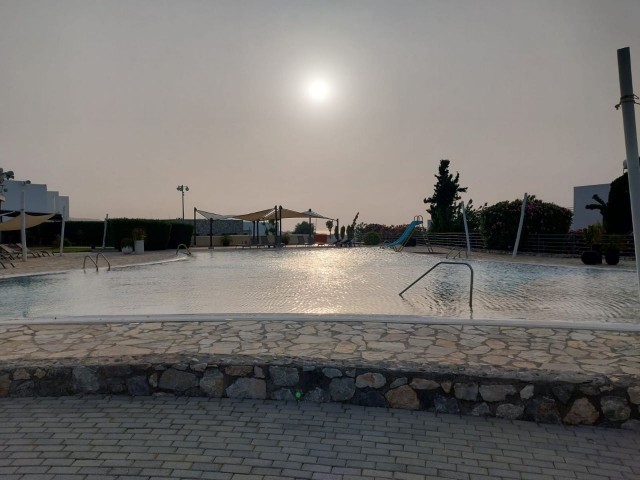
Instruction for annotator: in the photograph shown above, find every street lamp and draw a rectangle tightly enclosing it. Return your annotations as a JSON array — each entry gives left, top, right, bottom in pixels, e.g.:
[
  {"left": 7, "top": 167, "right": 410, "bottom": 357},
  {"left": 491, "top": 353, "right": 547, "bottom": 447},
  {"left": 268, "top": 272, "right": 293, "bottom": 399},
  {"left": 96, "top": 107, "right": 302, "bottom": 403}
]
[{"left": 177, "top": 185, "right": 189, "bottom": 223}]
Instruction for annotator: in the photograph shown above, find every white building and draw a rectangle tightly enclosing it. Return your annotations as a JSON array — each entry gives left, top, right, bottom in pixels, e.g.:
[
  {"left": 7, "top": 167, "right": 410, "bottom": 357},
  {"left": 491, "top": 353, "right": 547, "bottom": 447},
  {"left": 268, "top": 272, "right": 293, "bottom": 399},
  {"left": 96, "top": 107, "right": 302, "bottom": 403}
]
[
  {"left": 0, "top": 179, "right": 69, "bottom": 219},
  {"left": 572, "top": 184, "right": 609, "bottom": 230}
]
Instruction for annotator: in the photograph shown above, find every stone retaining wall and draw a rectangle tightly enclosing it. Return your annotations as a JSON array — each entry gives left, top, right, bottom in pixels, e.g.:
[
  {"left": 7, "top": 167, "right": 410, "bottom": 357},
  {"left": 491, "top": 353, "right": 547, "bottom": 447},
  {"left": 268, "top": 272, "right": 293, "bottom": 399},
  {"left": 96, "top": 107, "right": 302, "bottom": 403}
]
[{"left": 1, "top": 360, "right": 638, "bottom": 430}]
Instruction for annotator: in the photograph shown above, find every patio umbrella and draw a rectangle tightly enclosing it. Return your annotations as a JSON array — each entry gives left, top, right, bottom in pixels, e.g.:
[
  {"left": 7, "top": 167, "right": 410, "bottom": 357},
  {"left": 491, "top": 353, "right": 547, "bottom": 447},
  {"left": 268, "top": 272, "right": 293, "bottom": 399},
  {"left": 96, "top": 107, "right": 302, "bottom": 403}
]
[{"left": 302, "top": 209, "right": 333, "bottom": 244}]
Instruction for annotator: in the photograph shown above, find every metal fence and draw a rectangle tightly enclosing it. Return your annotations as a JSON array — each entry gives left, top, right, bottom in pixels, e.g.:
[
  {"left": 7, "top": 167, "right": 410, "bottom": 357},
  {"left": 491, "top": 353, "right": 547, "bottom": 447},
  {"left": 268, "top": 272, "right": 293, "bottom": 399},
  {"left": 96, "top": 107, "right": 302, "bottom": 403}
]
[{"left": 378, "top": 230, "right": 636, "bottom": 259}]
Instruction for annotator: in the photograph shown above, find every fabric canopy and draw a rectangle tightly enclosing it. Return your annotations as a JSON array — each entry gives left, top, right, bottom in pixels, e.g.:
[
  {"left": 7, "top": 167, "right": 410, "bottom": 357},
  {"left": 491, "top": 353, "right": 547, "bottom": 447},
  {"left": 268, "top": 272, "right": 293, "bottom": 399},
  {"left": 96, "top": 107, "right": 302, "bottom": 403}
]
[
  {"left": 197, "top": 207, "right": 333, "bottom": 222},
  {"left": 0, "top": 213, "right": 54, "bottom": 232}
]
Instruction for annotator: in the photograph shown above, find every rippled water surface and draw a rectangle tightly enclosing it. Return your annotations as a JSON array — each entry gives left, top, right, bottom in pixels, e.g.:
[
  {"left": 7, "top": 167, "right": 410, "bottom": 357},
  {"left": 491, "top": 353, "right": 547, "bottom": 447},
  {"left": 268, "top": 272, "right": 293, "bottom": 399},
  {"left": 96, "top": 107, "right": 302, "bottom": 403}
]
[{"left": 1, "top": 248, "right": 639, "bottom": 323}]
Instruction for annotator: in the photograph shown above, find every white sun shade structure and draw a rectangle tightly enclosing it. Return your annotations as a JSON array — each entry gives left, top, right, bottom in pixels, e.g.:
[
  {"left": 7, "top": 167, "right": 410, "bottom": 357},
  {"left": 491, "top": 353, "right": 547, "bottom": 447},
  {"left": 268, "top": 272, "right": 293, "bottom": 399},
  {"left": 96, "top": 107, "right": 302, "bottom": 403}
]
[{"left": 196, "top": 206, "right": 334, "bottom": 244}]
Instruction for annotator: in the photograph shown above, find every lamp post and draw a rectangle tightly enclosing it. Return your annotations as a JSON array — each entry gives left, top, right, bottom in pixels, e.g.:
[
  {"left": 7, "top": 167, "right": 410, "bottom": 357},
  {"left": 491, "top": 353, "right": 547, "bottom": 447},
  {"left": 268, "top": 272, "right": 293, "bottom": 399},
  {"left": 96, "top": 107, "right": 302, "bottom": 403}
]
[
  {"left": 0, "top": 168, "right": 15, "bottom": 243},
  {"left": 177, "top": 185, "right": 189, "bottom": 223}
]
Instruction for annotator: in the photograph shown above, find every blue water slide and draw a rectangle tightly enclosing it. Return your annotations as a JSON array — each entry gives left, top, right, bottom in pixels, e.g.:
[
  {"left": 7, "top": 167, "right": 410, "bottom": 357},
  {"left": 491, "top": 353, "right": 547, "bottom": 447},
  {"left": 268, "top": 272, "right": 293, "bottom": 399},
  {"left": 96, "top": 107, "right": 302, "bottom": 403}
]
[{"left": 384, "top": 220, "right": 422, "bottom": 247}]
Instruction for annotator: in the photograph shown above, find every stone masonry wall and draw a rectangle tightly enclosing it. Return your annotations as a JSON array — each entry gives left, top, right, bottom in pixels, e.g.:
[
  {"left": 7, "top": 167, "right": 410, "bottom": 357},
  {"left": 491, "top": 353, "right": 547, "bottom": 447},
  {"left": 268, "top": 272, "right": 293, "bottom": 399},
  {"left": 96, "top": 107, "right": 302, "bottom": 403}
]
[{"left": 1, "top": 360, "right": 638, "bottom": 430}]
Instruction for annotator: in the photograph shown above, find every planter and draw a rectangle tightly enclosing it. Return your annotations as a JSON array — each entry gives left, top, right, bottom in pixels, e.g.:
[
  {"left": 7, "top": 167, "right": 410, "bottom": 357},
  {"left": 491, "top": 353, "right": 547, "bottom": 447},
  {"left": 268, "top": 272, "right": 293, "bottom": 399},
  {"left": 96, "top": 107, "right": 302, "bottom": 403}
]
[
  {"left": 581, "top": 250, "right": 602, "bottom": 265},
  {"left": 605, "top": 251, "right": 620, "bottom": 265},
  {"left": 134, "top": 240, "right": 145, "bottom": 254}
]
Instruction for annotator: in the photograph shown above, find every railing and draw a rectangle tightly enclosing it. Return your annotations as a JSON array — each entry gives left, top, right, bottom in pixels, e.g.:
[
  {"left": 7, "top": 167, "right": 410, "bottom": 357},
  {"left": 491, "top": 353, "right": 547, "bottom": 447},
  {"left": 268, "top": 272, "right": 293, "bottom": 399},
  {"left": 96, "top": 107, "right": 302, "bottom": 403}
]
[
  {"left": 399, "top": 261, "right": 474, "bottom": 308},
  {"left": 83, "top": 253, "right": 111, "bottom": 272},
  {"left": 176, "top": 244, "right": 192, "bottom": 256},
  {"left": 403, "top": 231, "right": 636, "bottom": 259},
  {"left": 446, "top": 247, "right": 467, "bottom": 259}
]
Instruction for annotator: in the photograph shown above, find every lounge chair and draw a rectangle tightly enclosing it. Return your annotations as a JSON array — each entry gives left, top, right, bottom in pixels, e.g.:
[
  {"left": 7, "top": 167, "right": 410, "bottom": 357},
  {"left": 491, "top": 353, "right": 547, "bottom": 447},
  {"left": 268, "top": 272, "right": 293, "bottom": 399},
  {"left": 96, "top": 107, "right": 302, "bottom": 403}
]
[
  {"left": 335, "top": 238, "right": 352, "bottom": 247},
  {"left": 14, "top": 243, "right": 52, "bottom": 257},
  {"left": 258, "top": 236, "right": 273, "bottom": 248},
  {"left": 0, "top": 244, "right": 20, "bottom": 259},
  {"left": 0, "top": 251, "right": 15, "bottom": 268}
]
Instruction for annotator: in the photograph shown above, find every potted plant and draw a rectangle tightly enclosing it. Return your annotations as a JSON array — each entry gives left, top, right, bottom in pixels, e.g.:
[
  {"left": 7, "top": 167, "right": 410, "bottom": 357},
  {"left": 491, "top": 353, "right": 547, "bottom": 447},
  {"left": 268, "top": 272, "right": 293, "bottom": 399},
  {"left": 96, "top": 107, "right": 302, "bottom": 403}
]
[
  {"left": 132, "top": 228, "right": 145, "bottom": 254},
  {"left": 282, "top": 233, "right": 290, "bottom": 246},
  {"left": 221, "top": 234, "right": 232, "bottom": 247},
  {"left": 603, "top": 234, "right": 624, "bottom": 265},
  {"left": 121, "top": 237, "right": 133, "bottom": 254},
  {"left": 581, "top": 223, "right": 604, "bottom": 265}
]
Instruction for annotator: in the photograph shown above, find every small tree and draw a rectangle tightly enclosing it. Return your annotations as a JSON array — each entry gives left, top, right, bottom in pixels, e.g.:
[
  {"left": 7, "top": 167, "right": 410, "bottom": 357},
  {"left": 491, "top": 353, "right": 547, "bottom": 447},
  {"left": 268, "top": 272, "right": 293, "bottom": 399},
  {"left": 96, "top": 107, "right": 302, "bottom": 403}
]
[
  {"left": 340, "top": 226, "right": 346, "bottom": 240},
  {"left": 346, "top": 212, "right": 359, "bottom": 240},
  {"left": 326, "top": 220, "right": 334, "bottom": 239},
  {"left": 424, "top": 159, "right": 468, "bottom": 232},
  {"left": 586, "top": 173, "right": 632, "bottom": 234},
  {"left": 480, "top": 196, "right": 573, "bottom": 250},
  {"left": 293, "top": 221, "right": 314, "bottom": 235}
]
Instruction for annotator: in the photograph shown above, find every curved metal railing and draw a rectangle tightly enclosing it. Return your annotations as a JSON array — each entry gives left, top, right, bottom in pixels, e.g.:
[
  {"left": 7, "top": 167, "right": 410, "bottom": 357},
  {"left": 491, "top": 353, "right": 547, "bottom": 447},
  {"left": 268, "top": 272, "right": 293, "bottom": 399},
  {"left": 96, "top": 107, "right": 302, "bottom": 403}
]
[
  {"left": 176, "top": 244, "right": 192, "bottom": 256},
  {"left": 83, "top": 253, "right": 111, "bottom": 271},
  {"left": 399, "top": 261, "right": 474, "bottom": 308}
]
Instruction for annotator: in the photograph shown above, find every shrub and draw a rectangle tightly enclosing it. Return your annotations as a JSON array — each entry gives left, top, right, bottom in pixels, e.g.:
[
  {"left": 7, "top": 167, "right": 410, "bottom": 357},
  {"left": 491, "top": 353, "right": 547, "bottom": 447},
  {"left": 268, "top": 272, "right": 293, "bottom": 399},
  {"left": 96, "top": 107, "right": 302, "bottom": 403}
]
[
  {"left": 480, "top": 196, "right": 573, "bottom": 250},
  {"left": 167, "top": 222, "right": 194, "bottom": 248},
  {"left": 108, "top": 219, "right": 172, "bottom": 251},
  {"left": 363, "top": 231, "right": 381, "bottom": 245},
  {"left": 221, "top": 235, "right": 231, "bottom": 246}
]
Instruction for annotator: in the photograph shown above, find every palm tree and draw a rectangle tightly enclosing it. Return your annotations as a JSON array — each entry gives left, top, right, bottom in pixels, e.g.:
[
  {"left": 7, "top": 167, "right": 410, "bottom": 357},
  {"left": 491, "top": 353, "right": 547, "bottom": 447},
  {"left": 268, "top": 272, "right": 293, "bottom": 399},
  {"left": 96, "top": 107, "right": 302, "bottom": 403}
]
[{"left": 326, "top": 220, "right": 334, "bottom": 240}]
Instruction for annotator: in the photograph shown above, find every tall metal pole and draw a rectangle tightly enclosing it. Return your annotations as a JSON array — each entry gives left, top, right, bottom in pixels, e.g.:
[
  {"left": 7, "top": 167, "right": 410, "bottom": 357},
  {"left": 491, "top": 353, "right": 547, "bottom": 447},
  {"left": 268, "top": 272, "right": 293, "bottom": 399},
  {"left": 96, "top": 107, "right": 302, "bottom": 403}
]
[
  {"left": 512, "top": 193, "right": 528, "bottom": 258},
  {"left": 59, "top": 205, "right": 66, "bottom": 256},
  {"left": 177, "top": 185, "right": 189, "bottom": 223},
  {"left": 20, "top": 187, "right": 27, "bottom": 262},
  {"left": 461, "top": 201, "right": 471, "bottom": 256},
  {"left": 193, "top": 207, "right": 197, "bottom": 246},
  {"left": 101, "top": 214, "right": 108, "bottom": 250},
  {"left": 617, "top": 47, "right": 640, "bottom": 295}
]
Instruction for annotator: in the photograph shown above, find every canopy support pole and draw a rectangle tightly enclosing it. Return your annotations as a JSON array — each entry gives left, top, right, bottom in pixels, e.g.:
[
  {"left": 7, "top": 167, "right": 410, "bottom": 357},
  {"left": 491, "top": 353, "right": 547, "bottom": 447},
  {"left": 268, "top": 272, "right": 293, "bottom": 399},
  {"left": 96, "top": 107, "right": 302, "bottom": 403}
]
[
  {"left": 617, "top": 47, "right": 640, "bottom": 298},
  {"left": 512, "top": 193, "right": 528, "bottom": 258},
  {"left": 20, "top": 187, "right": 27, "bottom": 262},
  {"left": 101, "top": 214, "right": 108, "bottom": 250},
  {"left": 59, "top": 205, "right": 66, "bottom": 256}
]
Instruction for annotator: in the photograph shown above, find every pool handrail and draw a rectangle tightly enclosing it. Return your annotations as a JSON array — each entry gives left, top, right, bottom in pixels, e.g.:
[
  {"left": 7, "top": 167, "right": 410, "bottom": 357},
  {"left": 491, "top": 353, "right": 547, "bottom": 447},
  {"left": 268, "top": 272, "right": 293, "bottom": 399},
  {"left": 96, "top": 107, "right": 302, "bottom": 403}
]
[
  {"left": 399, "top": 261, "right": 473, "bottom": 308},
  {"left": 176, "top": 244, "right": 192, "bottom": 256},
  {"left": 83, "top": 253, "right": 111, "bottom": 272}
]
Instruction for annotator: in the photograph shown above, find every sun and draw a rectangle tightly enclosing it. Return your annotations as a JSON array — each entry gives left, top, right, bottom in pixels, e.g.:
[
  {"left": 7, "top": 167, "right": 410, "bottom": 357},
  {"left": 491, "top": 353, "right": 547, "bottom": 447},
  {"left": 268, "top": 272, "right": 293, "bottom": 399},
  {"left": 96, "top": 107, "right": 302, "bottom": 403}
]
[{"left": 306, "top": 79, "right": 331, "bottom": 103}]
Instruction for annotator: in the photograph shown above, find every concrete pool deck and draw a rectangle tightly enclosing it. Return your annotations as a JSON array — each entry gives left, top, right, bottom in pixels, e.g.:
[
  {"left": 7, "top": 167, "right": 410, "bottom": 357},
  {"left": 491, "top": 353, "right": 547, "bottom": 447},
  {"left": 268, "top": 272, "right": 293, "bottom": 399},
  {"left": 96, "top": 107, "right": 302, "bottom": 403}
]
[{"left": 1, "top": 249, "right": 639, "bottom": 429}]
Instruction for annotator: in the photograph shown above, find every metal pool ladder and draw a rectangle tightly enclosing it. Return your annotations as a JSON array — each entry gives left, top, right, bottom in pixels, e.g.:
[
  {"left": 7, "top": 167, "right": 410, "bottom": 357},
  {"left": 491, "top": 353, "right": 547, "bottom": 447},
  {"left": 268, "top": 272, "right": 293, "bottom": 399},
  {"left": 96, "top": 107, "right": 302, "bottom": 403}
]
[
  {"left": 176, "top": 244, "right": 192, "bottom": 256},
  {"left": 399, "top": 261, "right": 474, "bottom": 308},
  {"left": 83, "top": 252, "right": 111, "bottom": 272}
]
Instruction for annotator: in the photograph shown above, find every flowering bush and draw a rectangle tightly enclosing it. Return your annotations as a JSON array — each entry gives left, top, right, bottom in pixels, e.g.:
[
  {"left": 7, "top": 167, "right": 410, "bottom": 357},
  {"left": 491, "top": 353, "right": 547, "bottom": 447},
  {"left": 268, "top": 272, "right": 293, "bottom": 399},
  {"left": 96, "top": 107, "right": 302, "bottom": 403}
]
[{"left": 480, "top": 196, "right": 573, "bottom": 250}]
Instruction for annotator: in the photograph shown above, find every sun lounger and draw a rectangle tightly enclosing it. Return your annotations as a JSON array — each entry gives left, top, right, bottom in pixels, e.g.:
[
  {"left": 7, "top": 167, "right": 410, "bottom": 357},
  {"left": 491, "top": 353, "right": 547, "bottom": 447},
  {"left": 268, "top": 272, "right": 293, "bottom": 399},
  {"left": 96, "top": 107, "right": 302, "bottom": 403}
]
[
  {"left": 0, "top": 244, "right": 19, "bottom": 259},
  {"left": 10, "top": 243, "right": 43, "bottom": 258},
  {"left": 14, "top": 243, "right": 52, "bottom": 257},
  {"left": 0, "top": 251, "right": 15, "bottom": 268}
]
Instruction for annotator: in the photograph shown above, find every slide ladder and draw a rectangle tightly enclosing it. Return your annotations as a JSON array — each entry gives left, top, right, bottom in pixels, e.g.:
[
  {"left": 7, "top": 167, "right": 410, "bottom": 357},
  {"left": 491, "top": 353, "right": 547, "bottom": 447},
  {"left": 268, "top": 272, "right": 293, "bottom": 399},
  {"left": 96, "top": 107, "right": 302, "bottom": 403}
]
[{"left": 382, "top": 215, "right": 423, "bottom": 252}]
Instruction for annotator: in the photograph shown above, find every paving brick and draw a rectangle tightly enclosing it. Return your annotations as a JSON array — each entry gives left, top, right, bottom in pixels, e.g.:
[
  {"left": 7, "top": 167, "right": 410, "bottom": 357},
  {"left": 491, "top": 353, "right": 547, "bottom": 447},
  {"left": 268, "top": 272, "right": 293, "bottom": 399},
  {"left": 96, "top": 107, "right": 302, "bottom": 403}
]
[{"left": 1, "top": 396, "right": 639, "bottom": 480}]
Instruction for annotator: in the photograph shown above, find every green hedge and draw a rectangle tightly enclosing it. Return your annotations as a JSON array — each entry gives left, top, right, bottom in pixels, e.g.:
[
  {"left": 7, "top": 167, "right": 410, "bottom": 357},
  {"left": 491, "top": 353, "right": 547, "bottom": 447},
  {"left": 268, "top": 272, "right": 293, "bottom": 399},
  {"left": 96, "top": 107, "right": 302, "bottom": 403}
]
[
  {"left": 167, "top": 222, "right": 194, "bottom": 248},
  {"left": 362, "top": 231, "right": 381, "bottom": 245},
  {"left": 480, "top": 197, "right": 573, "bottom": 250},
  {"left": 5, "top": 220, "right": 104, "bottom": 247},
  {"left": 108, "top": 218, "right": 172, "bottom": 251},
  {"left": 5, "top": 217, "right": 193, "bottom": 250}
]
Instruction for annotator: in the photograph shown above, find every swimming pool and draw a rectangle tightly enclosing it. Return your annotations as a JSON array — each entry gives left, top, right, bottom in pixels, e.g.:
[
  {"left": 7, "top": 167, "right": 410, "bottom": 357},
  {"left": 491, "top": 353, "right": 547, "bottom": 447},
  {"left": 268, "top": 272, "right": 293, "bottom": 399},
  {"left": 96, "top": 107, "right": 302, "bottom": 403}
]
[{"left": 2, "top": 248, "right": 639, "bottom": 323}]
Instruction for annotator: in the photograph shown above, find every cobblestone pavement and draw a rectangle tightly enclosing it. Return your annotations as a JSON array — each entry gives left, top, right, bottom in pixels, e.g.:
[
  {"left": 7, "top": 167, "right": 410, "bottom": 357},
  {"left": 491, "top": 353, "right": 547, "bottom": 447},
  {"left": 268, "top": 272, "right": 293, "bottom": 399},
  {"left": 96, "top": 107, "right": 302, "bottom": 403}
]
[
  {"left": 1, "top": 319, "right": 639, "bottom": 382},
  {"left": 0, "top": 396, "right": 638, "bottom": 480}
]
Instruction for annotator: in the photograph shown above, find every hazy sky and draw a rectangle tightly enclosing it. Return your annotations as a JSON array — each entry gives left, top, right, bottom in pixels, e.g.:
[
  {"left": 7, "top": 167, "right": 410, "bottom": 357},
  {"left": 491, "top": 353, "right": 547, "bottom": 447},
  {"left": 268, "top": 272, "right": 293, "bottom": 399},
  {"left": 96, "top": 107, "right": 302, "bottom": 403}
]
[{"left": 1, "top": 0, "right": 639, "bottom": 227}]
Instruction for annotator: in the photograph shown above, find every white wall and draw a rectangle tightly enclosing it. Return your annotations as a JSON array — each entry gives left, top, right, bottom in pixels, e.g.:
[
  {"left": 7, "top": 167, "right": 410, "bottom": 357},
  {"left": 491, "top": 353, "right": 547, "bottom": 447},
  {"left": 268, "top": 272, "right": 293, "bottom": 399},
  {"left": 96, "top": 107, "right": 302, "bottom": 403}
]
[
  {"left": 572, "top": 184, "right": 610, "bottom": 230},
  {"left": 0, "top": 180, "right": 69, "bottom": 217}
]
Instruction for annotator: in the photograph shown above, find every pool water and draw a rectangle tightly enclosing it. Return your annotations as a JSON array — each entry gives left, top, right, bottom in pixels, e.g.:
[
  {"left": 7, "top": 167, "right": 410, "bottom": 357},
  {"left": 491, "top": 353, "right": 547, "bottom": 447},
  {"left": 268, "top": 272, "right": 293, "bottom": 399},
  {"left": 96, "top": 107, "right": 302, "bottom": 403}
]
[{"left": 1, "top": 248, "right": 639, "bottom": 323}]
